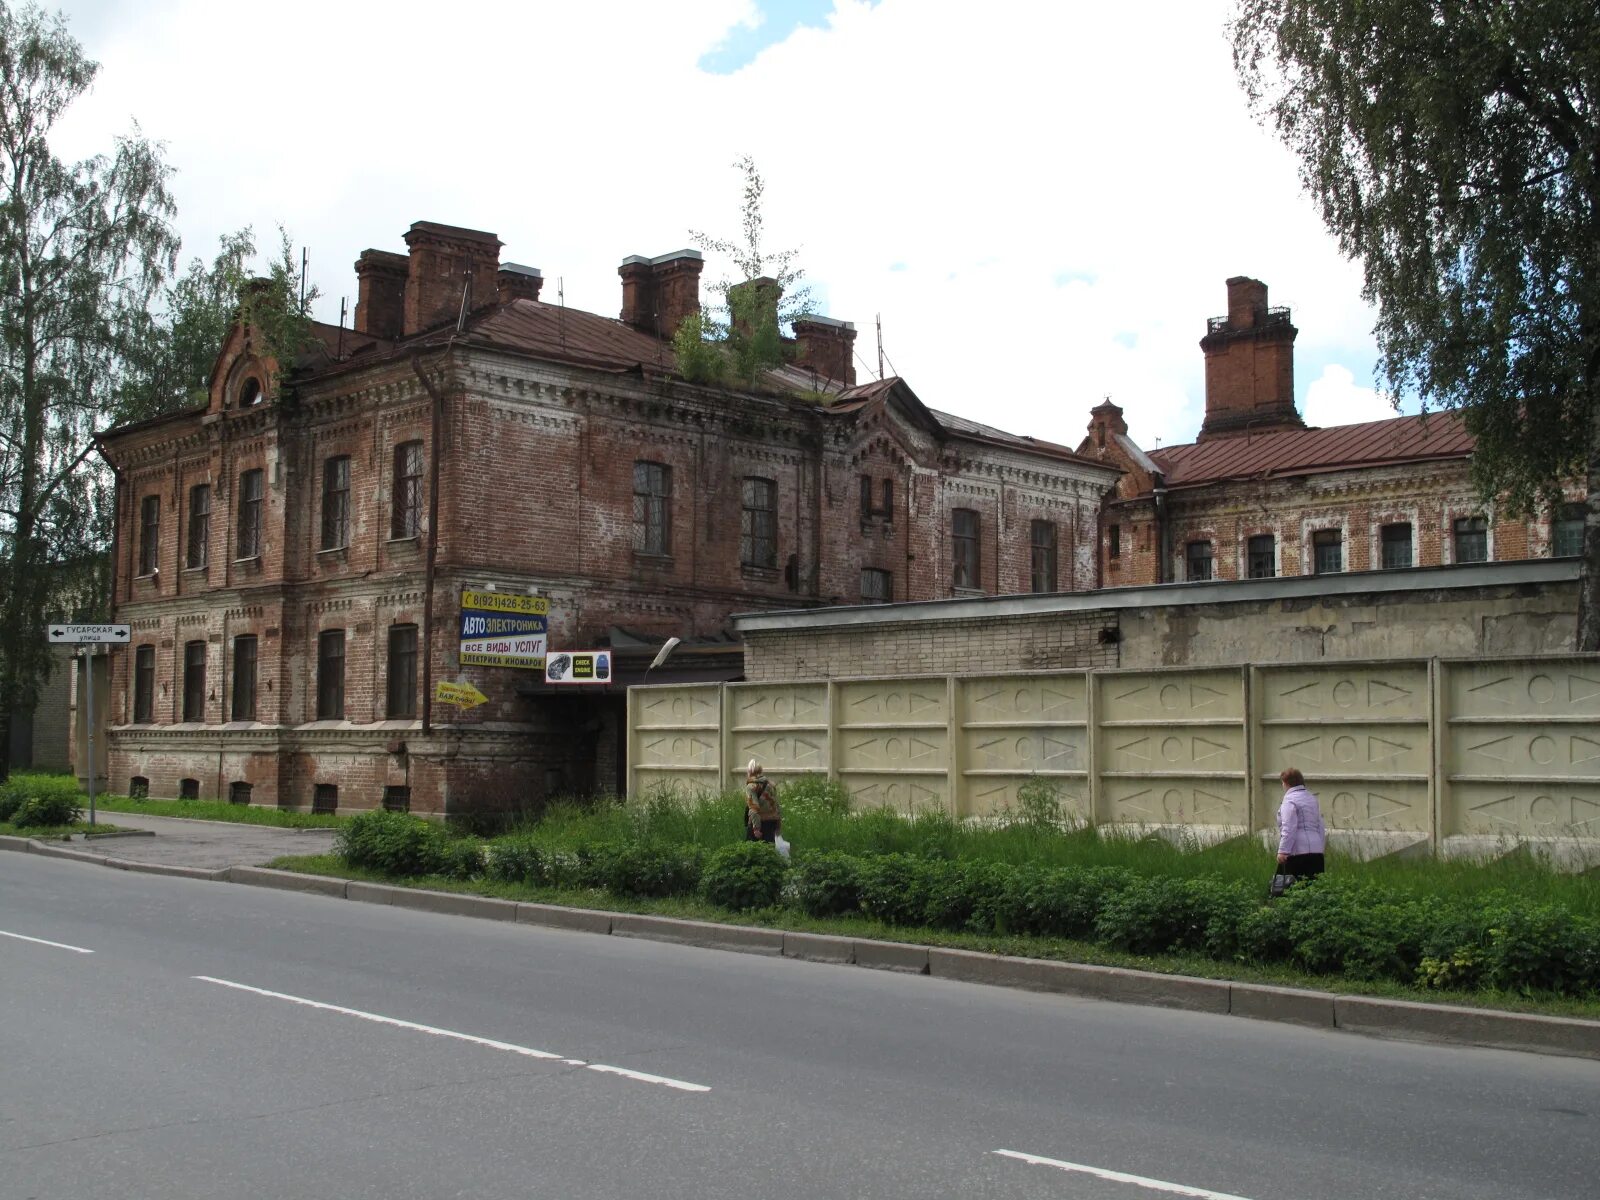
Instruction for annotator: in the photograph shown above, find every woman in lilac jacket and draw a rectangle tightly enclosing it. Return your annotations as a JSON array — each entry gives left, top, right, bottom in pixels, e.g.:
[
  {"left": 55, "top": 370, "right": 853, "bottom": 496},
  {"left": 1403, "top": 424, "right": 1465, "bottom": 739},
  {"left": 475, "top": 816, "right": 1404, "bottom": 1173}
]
[{"left": 1276, "top": 767, "right": 1327, "bottom": 883}]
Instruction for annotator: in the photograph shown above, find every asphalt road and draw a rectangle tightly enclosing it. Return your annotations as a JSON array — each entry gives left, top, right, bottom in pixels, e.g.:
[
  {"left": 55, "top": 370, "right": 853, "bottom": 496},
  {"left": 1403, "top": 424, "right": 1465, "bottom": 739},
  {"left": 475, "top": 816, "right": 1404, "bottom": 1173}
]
[{"left": 2, "top": 853, "right": 1597, "bottom": 1200}]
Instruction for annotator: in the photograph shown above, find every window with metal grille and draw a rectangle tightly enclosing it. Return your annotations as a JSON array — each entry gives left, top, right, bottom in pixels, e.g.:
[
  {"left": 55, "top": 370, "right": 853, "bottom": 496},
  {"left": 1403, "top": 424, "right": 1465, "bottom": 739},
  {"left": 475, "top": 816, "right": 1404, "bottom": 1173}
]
[
  {"left": 1453, "top": 515, "right": 1488, "bottom": 563},
  {"left": 129, "top": 776, "right": 149, "bottom": 799},
  {"left": 321, "top": 456, "right": 350, "bottom": 550},
  {"left": 859, "top": 476, "right": 893, "bottom": 519},
  {"left": 740, "top": 477, "right": 777, "bottom": 568},
  {"left": 392, "top": 441, "right": 423, "bottom": 539},
  {"left": 229, "top": 781, "right": 252, "bottom": 806},
  {"left": 1108, "top": 523, "right": 1121, "bottom": 560},
  {"left": 952, "top": 508, "right": 980, "bottom": 590},
  {"left": 179, "top": 778, "right": 200, "bottom": 800},
  {"left": 387, "top": 624, "right": 418, "bottom": 719},
  {"left": 1552, "top": 503, "right": 1584, "bottom": 558},
  {"left": 236, "top": 469, "right": 263, "bottom": 559},
  {"left": 860, "top": 568, "right": 892, "bottom": 604},
  {"left": 187, "top": 484, "right": 210, "bottom": 570},
  {"left": 312, "top": 784, "right": 338, "bottom": 815},
  {"left": 1030, "top": 520, "right": 1058, "bottom": 593},
  {"left": 1247, "top": 534, "right": 1275, "bottom": 578},
  {"left": 382, "top": 785, "right": 410, "bottom": 813},
  {"left": 1380, "top": 523, "right": 1413, "bottom": 569},
  {"left": 133, "top": 645, "right": 155, "bottom": 723},
  {"left": 182, "top": 640, "right": 206, "bottom": 722},
  {"left": 139, "top": 495, "right": 160, "bottom": 575},
  {"left": 1185, "top": 540, "right": 1214, "bottom": 581},
  {"left": 633, "top": 461, "right": 671, "bottom": 555},
  {"left": 1312, "top": 529, "right": 1343, "bottom": 574},
  {"left": 231, "top": 635, "right": 257, "bottom": 721},
  {"left": 317, "top": 629, "right": 345, "bottom": 720}
]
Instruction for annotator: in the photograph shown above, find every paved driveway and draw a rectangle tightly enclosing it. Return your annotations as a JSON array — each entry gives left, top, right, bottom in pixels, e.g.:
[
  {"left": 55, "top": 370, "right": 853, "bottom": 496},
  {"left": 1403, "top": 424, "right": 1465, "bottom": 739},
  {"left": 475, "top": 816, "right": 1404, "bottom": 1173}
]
[{"left": 75, "top": 811, "right": 339, "bottom": 871}]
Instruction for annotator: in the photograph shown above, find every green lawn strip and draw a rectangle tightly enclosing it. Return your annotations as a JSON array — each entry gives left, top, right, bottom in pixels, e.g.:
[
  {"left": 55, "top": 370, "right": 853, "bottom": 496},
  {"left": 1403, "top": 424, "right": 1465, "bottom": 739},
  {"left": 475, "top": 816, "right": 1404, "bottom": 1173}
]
[
  {"left": 1, "top": 821, "right": 122, "bottom": 839},
  {"left": 92, "top": 795, "right": 344, "bottom": 829},
  {"left": 265, "top": 852, "right": 1600, "bottom": 1021}
]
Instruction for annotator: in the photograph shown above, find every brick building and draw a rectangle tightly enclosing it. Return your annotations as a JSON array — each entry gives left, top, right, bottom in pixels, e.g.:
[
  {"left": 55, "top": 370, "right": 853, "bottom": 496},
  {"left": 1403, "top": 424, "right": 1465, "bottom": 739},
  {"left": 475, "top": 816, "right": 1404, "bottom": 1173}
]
[
  {"left": 96, "top": 221, "right": 1118, "bottom": 815},
  {"left": 1077, "top": 277, "right": 1587, "bottom": 587}
]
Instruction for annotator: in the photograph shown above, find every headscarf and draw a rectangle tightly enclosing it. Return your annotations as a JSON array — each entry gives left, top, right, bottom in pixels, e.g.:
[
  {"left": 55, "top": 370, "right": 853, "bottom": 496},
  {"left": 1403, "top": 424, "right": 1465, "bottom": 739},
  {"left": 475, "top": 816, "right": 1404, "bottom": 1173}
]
[{"left": 747, "top": 759, "right": 764, "bottom": 780}]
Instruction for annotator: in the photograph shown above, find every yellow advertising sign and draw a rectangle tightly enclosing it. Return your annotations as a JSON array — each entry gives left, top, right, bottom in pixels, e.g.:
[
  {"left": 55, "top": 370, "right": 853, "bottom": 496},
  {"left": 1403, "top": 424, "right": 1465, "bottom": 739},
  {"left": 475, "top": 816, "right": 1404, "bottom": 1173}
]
[
  {"left": 460, "top": 590, "right": 549, "bottom": 616},
  {"left": 434, "top": 680, "right": 488, "bottom": 709}
]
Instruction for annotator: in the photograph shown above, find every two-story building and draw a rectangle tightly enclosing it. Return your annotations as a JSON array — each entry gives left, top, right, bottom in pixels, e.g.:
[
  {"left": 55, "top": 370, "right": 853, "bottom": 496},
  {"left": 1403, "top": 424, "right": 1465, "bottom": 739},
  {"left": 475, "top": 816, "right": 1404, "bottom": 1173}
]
[{"left": 97, "top": 220, "right": 1119, "bottom": 815}]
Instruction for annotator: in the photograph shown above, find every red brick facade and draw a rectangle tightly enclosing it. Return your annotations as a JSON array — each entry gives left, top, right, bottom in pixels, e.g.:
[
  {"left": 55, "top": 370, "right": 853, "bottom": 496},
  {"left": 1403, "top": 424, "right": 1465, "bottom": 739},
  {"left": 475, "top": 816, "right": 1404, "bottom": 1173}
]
[{"left": 98, "top": 221, "right": 1117, "bottom": 816}]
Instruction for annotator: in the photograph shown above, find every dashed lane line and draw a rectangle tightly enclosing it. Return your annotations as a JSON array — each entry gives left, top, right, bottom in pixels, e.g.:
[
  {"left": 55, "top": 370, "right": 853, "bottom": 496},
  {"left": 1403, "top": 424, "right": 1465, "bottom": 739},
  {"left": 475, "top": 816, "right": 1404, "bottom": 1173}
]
[
  {"left": 0, "top": 928, "right": 94, "bottom": 954},
  {"left": 993, "top": 1149, "right": 1258, "bottom": 1199}
]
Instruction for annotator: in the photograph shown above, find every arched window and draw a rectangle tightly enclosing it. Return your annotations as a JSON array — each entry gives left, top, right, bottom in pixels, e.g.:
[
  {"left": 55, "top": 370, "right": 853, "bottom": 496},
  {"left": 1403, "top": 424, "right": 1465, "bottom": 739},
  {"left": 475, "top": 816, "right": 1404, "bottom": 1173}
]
[{"left": 238, "top": 377, "right": 262, "bottom": 408}]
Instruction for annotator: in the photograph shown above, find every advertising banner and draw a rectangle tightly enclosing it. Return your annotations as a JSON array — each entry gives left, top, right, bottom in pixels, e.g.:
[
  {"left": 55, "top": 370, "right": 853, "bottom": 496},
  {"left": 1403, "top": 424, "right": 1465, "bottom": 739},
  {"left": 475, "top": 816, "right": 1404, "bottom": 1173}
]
[{"left": 458, "top": 590, "right": 549, "bottom": 669}]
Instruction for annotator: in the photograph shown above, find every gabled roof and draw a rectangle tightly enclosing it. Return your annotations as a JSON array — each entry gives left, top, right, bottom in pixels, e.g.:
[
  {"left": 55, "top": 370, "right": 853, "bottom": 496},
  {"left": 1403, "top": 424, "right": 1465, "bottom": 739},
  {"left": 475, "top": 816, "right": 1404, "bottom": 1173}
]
[
  {"left": 461, "top": 298, "right": 678, "bottom": 374},
  {"left": 1148, "top": 411, "right": 1473, "bottom": 488}
]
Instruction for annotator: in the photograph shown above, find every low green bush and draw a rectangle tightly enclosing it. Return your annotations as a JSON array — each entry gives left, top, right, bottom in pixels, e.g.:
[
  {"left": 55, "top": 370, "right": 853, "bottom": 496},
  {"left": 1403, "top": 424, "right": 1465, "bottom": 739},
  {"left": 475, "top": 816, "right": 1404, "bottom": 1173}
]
[
  {"left": 604, "top": 844, "right": 702, "bottom": 898},
  {"left": 700, "top": 842, "right": 787, "bottom": 910},
  {"left": 336, "top": 810, "right": 448, "bottom": 876},
  {"left": 792, "top": 851, "right": 862, "bottom": 917},
  {"left": 856, "top": 853, "right": 933, "bottom": 925},
  {"left": 1, "top": 774, "right": 85, "bottom": 827},
  {"left": 485, "top": 835, "right": 547, "bottom": 885},
  {"left": 11, "top": 792, "right": 83, "bottom": 829},
  {"left": 0, "top": 783, "right": 24, "bottom": 824}
]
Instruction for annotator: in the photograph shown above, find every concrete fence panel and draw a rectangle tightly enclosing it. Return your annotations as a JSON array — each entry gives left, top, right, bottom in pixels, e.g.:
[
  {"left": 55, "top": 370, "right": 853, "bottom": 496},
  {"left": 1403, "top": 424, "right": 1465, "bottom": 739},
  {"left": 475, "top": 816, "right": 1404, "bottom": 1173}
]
[
  {"left": 628, "top": 684, "right": 723, "bottom": 796},
  {"left": 834, "top": 676, "right": 952, "bottom": 815},
  {"left": 725, "top": 682, "right": 831, "bottom": 789},
  {"left": 956, "top": 672, "right": 1090, "bottom": 819}
]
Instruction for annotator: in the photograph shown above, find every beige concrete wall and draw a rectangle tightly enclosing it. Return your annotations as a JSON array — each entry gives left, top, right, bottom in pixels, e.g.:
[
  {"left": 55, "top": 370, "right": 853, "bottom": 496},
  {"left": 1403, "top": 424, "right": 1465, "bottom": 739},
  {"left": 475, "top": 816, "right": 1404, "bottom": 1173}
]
[{"left": 627, "top": 654, "right": 1600, "bottom": 858}]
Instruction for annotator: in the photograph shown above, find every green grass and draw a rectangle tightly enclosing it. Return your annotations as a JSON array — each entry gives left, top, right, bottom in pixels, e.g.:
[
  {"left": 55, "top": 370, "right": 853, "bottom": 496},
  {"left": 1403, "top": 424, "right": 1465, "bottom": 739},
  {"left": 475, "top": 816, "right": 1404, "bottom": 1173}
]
[
  {"left": 0, "top": 821, "right": 122, "bottom": 839},
  {"left": 266, "top": 850, "right": 1600, "bottom": 1021},
  {"left": 92, "top": 795, "right": 345, "bottom": 829}
]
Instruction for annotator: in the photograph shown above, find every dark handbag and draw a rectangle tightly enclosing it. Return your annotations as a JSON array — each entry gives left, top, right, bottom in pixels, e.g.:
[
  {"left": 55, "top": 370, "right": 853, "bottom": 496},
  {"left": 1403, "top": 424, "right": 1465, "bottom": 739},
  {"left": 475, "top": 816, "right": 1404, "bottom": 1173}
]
[{"left": 1268, "top": 867, "right": 1295, "bottom": 899}]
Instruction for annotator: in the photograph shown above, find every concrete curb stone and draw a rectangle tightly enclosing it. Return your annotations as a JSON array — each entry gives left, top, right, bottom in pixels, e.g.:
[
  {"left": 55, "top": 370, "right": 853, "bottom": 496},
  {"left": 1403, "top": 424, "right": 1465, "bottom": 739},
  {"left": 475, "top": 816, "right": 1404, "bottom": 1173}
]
[
  {"left": 0, "top": 834, "right": 32, "bottom": 852},
  {"left": 27, "top": 841, "right": 112, "bottom": 866},
  {"left": 611, "top": 913, "right": 784, "bottom": 955},
  {"left": 1230, "top": 983, "right": 1337, "bottom": 1028},
  {"left": 384, "top": 887, "right": 518, "bottom": 922},
  {"left": 229, "top": 866, "right": 349, "bottom": 897},
  {"left": 854, "top": 940, "right": 929, "bottom": 974},
  {"left": 1334, "top": 994, "right": 1600, "bottom": 1057},
  {"left": 782, "top": 932, "right": 855, "bottom": 964},
  {"left": 515, "top": 904, "right": 614, "bottom": 935},
  {"left": 106, "top": 858, "right": 229, "bottom": 882},
  {"left": 929, "top": 947, "right": 1231, "bottom": 1013},
  {"left": 346, "top": 880, "right": 395, "bottom": 906}
]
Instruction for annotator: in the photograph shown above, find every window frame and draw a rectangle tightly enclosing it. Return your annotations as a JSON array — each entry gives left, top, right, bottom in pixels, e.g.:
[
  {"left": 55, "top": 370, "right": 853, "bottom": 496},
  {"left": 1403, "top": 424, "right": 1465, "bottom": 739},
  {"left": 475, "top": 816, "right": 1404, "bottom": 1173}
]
[
  {"left": 1453, "top": 515, "right": 1489, "bottom": 564},
  {"left": 860, "top": 567, "right": 892, "bottom": 604},
  {"left": 386, "top": 624, "right": 419, "bottom": 719},
  {"left": 1246, "top": 533, "right": 1275, "bottom": 579},
  {"left": 1380, "top": 522, "right": 1414, "bottom": 570},
  {"left": 739, "top": 476, "right": 778, "bottom": 569},
  {"left": 1185, "top": 539, "right": 1214, "bottom": 582},
  {"left": 382, "top": 785, "right": 411, "bottom": 813},
  {"left": 133, "top": 644, "right": 156, "bottom": 723},
  {"left": 952, "top": 508, "right": 981, "bottom": 590},
  {"left": 1553, "top": 502, "right": 1585, "bottom": 558},
  {"left": 1030, "top": 519, "right": 1058, "bottom": 594},
  {"left": 1312, "top": 529, "right": 1344, "bottom": 575},
  {"left": 229, "top": 781, "right": 253, "bottom": 806},
  {"left": 182, "top": 639, "right": 207, "bottom": 723},
  {"left": 138, "top": 494, "right": 160, "bottom": 576},
  {"left": 312, "top": 784, "right": 338, "bottom": 815},
  {"left": 236, "top": 468, "right": 264, "bottom": 560},
  {"left": 321, "top": 455, "right": 351, "bottom": 551},
  {"left": 1108, "top": 523, "right": 1121, "bottom": 561},
  {"left": 187, "top": 484, "right": 210, "bottom": 570},
  {"left": 632, "top": 461, "right": 672, "bottom": 556},
  {"left": 230, "top": 634, "right": 258, "bottom": 722},
  {"left": 391, "top": 440, "right": 424, "bottom": 540},
  {"left": 317, "top": 629, "right": 346, "bottom": 720}
]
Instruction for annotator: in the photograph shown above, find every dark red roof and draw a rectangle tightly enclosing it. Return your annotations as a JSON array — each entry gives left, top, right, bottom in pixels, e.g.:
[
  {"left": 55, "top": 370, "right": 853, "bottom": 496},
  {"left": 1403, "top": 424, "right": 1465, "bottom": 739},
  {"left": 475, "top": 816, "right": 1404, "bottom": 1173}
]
[
  {"left": 1149, "top": 412, "right": 1474, "bottom": 488},
  {"left": 464, "top": 298, "right": 677, "bottom": 373}
]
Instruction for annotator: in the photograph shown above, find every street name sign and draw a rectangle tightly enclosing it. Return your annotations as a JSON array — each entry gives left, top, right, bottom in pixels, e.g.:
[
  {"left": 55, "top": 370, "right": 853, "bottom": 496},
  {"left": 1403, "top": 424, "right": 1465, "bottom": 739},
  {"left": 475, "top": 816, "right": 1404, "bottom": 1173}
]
[
  {"left": 458, "top": 589, "right": 548, "bottom": 669},
  {"left": 48, "top": 624, "right": 130, "bottom": 645}
]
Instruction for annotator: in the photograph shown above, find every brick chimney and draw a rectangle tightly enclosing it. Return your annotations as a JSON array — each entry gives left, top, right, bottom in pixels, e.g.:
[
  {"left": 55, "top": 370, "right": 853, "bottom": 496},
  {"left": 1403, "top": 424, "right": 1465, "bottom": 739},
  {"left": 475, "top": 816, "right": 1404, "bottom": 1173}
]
[
  {"left": 353, "top": 249, "right": 407, "bottom": 339},
  {"left": 498, "top": 263, "right": 543, "bottom": 304},
  {"left": 619, "top": 249, "right": 703, "bottom": 338},
  {"left": 402, "top": 221, "right": 502, "bottom": 336},
  {"left": 727, "top": 276, "right": 782, "bottom": 340},
  {"left": 793, "top": 315, "right": 856, "bottom": 386},
  {"left": 1086, "top": 398, "right": 1129, "bottom": 450},
  {"left": 1197, "top": 276, "right": 1303, "bottom": 442}
]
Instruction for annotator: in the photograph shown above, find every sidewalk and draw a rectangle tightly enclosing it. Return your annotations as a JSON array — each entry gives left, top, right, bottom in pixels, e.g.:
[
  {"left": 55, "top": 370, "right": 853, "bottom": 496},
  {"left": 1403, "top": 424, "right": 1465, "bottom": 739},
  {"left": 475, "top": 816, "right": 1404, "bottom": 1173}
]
[{"left": 72, "top": 811, "right": 338, "bottom": 871}]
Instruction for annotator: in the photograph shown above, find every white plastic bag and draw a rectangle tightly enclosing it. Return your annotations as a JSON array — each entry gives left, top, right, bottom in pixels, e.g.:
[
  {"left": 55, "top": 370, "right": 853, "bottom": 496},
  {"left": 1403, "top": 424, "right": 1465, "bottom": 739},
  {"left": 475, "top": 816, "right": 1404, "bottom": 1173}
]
[{"left": 774, "top": 834, "right": 791, "bottom": 859}]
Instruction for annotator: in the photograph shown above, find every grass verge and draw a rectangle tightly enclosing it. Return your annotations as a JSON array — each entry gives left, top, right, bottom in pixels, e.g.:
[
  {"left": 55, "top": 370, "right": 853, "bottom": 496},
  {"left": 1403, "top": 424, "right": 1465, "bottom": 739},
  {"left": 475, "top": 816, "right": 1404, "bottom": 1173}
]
[
  {"left": 266, "top": 852, "right": 1600, "bottom": 1022},
  {"left": 92, "top": 795, "right": 344, "bottom": 829}
]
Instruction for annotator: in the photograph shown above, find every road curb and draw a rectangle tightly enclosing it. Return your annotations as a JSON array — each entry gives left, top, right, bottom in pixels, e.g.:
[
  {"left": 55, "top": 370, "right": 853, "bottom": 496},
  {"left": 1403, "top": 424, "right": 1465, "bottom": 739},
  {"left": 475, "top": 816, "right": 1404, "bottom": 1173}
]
[{"left": 16, "top": 841, "right": 1600, "bottom": 1061}]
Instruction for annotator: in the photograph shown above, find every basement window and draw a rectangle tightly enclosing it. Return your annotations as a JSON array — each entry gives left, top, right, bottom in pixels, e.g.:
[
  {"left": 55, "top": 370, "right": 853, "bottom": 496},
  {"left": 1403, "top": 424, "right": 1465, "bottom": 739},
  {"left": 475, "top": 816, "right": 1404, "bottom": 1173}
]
[
  {"left": 180, "top": 778, "right": 200, "bottom": 800},
  {"left": 229, "top": 781, "right": 253, "bottom": 806},
  {"left": 382, "top": 786, "right": 411, "bottom": 813},
  {"left": 313, "top": 784, "right": 338, "bottom": 815},
  {"left": 128, "top": 776, "right": 149, "bottom": 800}
]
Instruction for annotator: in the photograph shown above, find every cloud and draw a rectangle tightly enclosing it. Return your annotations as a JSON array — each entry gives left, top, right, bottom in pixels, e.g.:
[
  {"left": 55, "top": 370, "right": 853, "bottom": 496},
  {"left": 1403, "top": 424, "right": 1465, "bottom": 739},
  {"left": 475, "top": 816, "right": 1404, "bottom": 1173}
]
[
  {"left": 48, "top": 0, "right": 1386, "bottom": 450},
  {"left": 1303, "top": 364, "right": 1399, "bottom": 427}
]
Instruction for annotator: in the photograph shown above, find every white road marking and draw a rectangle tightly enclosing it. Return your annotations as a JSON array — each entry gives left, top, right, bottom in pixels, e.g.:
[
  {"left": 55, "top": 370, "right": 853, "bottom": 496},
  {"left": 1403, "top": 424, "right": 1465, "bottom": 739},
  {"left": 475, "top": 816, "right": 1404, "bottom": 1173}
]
[
  {"left": 193, "top": 975, "right": 711, "bottom": 1093},
  {"left": 0, "top": 928, "right": 94, "bottom": 954},
  {"left": 993, "top": 1150, "right": 1257, "bottom": 1200}
]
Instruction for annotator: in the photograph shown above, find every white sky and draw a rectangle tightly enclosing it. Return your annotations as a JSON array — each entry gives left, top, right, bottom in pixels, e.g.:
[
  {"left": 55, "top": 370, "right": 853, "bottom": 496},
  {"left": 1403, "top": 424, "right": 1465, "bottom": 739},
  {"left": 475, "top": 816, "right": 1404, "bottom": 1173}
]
[{"left": 51, "top": 0, "right": 1405, "bottom": 450}]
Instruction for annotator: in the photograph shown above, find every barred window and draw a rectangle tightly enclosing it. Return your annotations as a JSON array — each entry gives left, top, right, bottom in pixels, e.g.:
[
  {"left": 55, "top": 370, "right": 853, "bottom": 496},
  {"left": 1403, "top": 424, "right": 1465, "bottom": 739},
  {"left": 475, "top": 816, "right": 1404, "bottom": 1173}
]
[
  {"left": 1030, "top": 520, "right": 1057, "bottom": 593},
  {"left": 1453, "top": 515, "right": 1488, "bottom": 563},
  {"left": 392, "top": 441, "right": 423, "bottom": 539},
  {"left": 1381, "top": 523, "right": 1413, "bottom": 569},
  {"left": 740, "top": 477, "right": 777, "bottom": 568},
  {"left": 134, "top": 645, "right": 156, "bottom": 723},
  {"left": 1186, "top": 540, "right": 1214, "bottom": 582},
  {"left": 861, "top": 568, "right": 892, "bottom": 604},
  {"left": 236, "top": 469, "right": 264, "bottom": 559},
  {"left": 321, "top": 456, "right": 350, "bottom": 550},
  {"left": 633, "top": 461, "right": 671, "bottom": 555},
  {"left": 139, "top": 495, "right": 160, "bottom": 575},
  {"left": 1247, "top": 534, "right": 1275, "bottom": 578},
  {"left": 187, "top": 484, "right": 210, "bottom": 570},
  {"left": 952, "top": 509, "right": 980, "bottom": 590},
  {"left": 1313, "top": 529, "right": 1343, "bottom": 575},
  {"left": 383, "top": 785, "right": 411, "bottom": 813},
  {"left": 1552, "top": 503, "right": 1584, "bottom": 558},
  {"left": 229, "top": 781, "right": 252, "bottom": 806},
  {"left": 231, "top": 635, "right": 257, "bottom": 722},
  {"left": 317, "top": 630, "right": 345, "bottom": 720},
  {"left": 386, "top": 624, "right": 418, "bottom": 719},
  {"left": 312, "top": 784, "right": 338, "bottom": 815}
]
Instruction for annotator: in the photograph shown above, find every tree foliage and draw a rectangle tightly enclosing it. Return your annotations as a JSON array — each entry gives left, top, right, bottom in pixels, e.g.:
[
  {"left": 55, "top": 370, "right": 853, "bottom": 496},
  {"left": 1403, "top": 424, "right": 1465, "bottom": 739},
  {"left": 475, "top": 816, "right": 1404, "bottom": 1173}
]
[
  {"left": 0, "top": 1, "right": 178, "bottom": 777},
  {"left": 1231, "top": 0, "right": 1600, "bottom": 644}
]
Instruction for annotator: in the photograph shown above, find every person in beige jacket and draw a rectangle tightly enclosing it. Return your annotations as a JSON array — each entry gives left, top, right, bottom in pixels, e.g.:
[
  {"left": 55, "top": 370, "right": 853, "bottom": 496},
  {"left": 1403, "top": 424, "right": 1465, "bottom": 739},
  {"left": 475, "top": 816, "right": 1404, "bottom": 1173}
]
[{"left": 744, "top": 759, "right": 781, "bottom": 843}]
